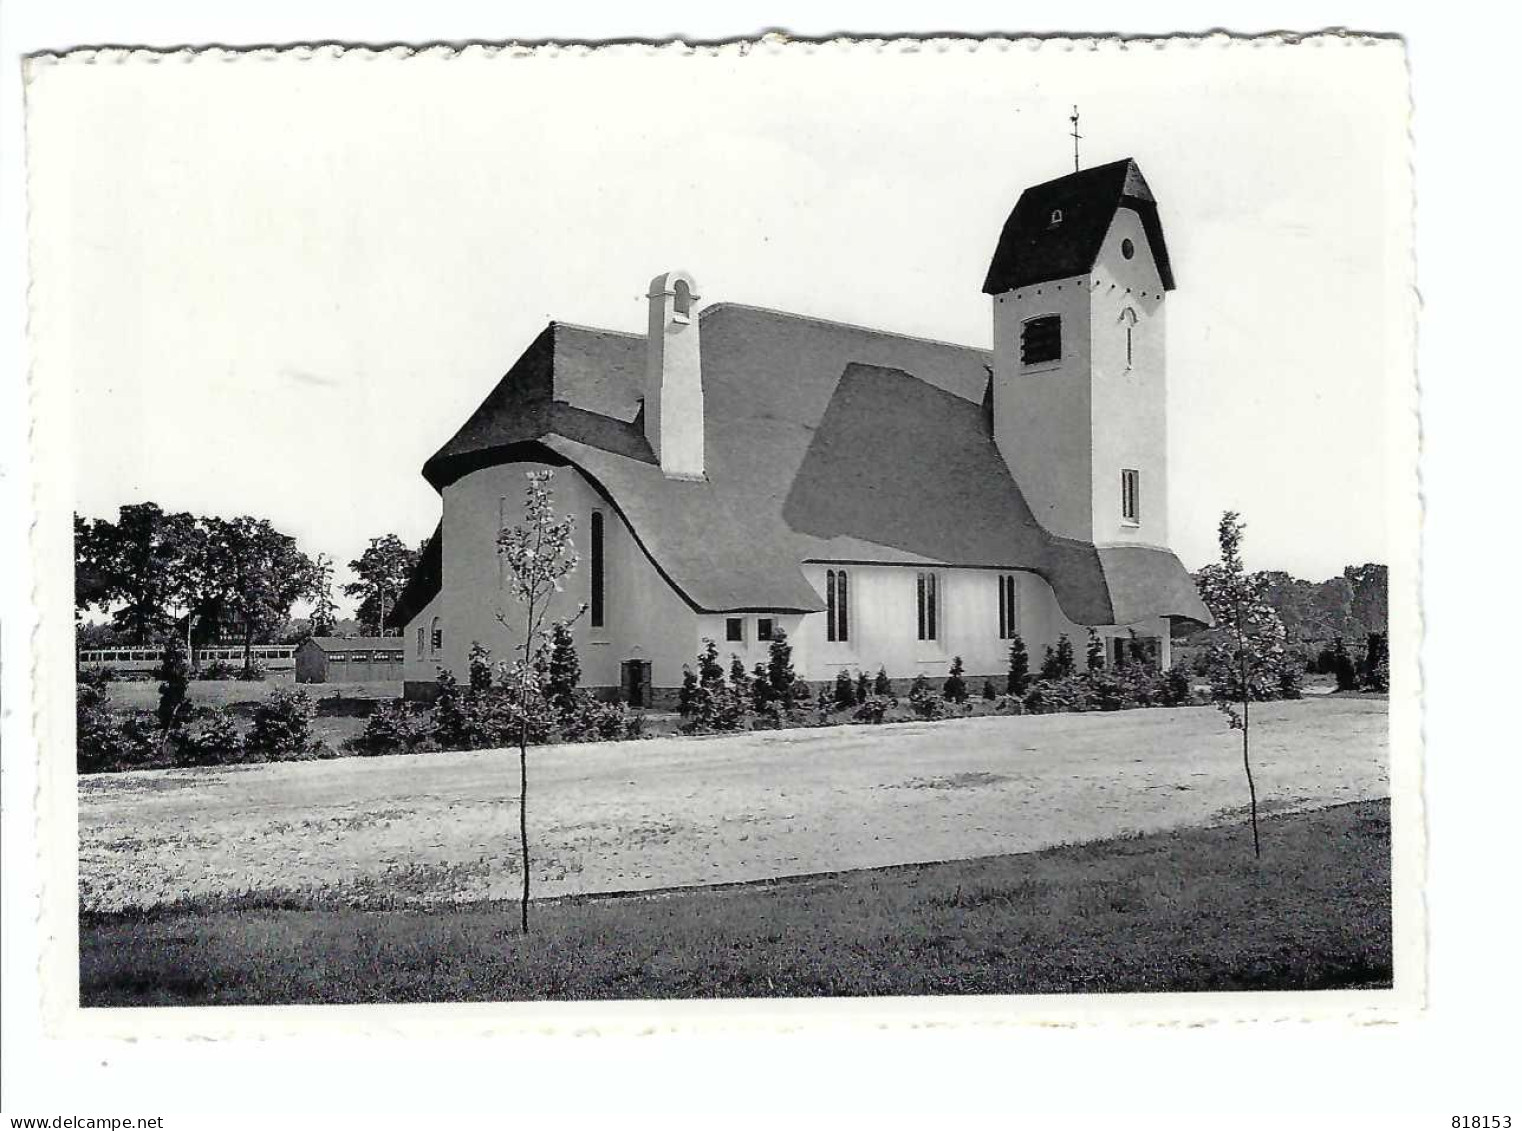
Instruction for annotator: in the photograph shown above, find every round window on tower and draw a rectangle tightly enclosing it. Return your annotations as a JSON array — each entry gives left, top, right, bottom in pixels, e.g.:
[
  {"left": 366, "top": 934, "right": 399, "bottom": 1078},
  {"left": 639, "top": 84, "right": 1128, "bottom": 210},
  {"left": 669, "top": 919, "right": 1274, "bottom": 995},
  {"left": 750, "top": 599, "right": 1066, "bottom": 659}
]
[{"left": 1121, "top": 238, "right": 1136, "bottom": 260}]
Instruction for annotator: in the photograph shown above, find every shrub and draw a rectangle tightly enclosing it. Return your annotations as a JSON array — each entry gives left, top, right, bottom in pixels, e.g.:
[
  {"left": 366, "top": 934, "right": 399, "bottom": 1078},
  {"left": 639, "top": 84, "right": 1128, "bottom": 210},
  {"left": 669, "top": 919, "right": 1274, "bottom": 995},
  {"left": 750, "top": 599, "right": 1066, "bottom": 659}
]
[
  {"left": 815, "top": 686, "right": 834, "bottom": 723},
  {"left": 908, "top": 676, "right": 947, "bottom": 719},
  {"left": 175, "top": 707, "right": 245, "bottom": 767},
  {"left": 115, "top": 715, "right": 162, "bottom": 767},
  {"left": 543, "top": 624, "right": 580, "bottom": 720},
  {"left": 994, "top": 694, "right": 1025, "bottom": 715},
  {"left": 853, "top": 695, "right": 892, "bottom": 725},
  {"left": 855, "top": 670, "right": 871, "bottom": 704},
  {"left": 1086, "top": 629, "right": 1106, "bottom": 673},
  {"left": 236, "top": 659, "right": 268, "bottom": 681},
  {"left": 1161, "top": 660, "right": 1194, "bottom": 707},
  {"left": 943, "top": 656, "right": 968, "bottom": 703},
  {"left": 682, "top": 641, "right": 751, "bottom": 733},
  {"left": 348, "top": 701, "right": 431, "bottom": 756},
  {"left": 1023, "top": 675, "right": 1092, "bottom": 715},
  {"left": 468, "top": 642, "right": 495, "bottom": 693},
  {"left": 199, "top": 658, "right": 237, "bottom": 681},
  {"left": 247, "top": 687, "right": 316, "bottom": 758},
  {"left": 561, "top": 693, "right": 641, "bottom": 743},
  {"left": 729, "top": 656, "right": 752, "bottom": 701},
  {"left": 982, "top": 679, "right": 997, "bottom": 700},
  {"left": 76, "top": 683, "right": 129, "bottom": 774},
  {"left": 156, "top": 638, "right": 192, "bottom": 732},
  {"left": 767, "top": 629, "right": 798, "bottom": 707},
  {"left": 873, "top": 666, "right": 893, "bottom": 697},
  {"left": 1331, "top": 636, "right": 1358, "bottom": 692},
  {"left": 1361, "top": 632, "right": 1389, "bottom": 692},
  {"left": 833, "top": 669, "right": 857, "bottom": 709},
  {"left": 1006, "top": 636, "right": 1031, "bottom": 697},
  {"left": 678, "top": 667, "right": 699, "bottom": 717},
  {"left": 749, "top": 662, "right": 773, "bottom": 713}
]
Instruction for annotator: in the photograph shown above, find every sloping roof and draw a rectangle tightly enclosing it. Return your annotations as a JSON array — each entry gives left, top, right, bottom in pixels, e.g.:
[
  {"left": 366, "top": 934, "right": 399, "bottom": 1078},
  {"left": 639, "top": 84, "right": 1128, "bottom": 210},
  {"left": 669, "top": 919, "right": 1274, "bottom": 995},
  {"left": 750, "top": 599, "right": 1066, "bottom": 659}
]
[
  {"left": 982, "top": 158, "right": 1175, "bottom": 295},
  {"left": 387, "top": 522, "right": 442, "bottom": 630},
  {"left": 409, "top": 304, "right": 1210, "bottom": 627},
  {"left": 304, "top": 637, "right": 405, "bottom": 653}
]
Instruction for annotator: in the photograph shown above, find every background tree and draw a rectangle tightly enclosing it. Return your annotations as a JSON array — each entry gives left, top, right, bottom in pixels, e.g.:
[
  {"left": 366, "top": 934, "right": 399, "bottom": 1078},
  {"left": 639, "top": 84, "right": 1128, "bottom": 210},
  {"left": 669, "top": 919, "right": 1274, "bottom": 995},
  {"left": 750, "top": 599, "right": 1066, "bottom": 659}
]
[
  {"left": 1195, "top": 511, "right": 1293, "bottom": 860},
  {"left": 207, "top": 516, "right": 319, "bottom": 675},
  {"left": 307, "top": 554, "right": 340, "bottom": 638},
  {"left": 495, "top": 470, "right": 581, "bottom": 935},
  {"left": 344, "top": 534, "right": 419, "bottom": 636},
  {"left": 1006, "top": 635, "right": 1030, "bottom": 697},
  {"left": 73, "top": 514, "right": 113, "bottom": 620},
  {"left": 83, "top": 503, "right": 201, "bottom": 643}
]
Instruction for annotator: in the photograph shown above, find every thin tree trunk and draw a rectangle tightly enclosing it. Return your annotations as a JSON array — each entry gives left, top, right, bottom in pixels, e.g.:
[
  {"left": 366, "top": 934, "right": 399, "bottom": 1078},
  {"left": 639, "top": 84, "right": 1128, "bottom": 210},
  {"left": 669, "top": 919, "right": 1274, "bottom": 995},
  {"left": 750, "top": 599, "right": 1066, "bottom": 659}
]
[
  {"left": 1242, "top": 671, "right": 1260, "bottom": 860},
  {"left": 519, "top": 734, "right": 529, "bottom": 934},
  {"left": 518, "top": 594, "right": 536, "bottom": 935}
]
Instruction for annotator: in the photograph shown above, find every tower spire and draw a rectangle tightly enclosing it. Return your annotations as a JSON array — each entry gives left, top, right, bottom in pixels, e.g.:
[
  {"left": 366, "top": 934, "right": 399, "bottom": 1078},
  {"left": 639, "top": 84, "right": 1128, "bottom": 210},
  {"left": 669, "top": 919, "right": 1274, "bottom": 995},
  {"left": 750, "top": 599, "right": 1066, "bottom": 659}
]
[{"left": 1070, "top": 105, "right": 1082, "bottom": 172}]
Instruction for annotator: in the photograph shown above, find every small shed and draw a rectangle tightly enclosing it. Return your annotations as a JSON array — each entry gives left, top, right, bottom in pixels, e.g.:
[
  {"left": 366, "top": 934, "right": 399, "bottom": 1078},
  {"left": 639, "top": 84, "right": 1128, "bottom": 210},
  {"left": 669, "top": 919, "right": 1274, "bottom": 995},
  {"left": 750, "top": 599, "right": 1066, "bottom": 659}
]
[{"left": 295, "top": 637, "right": 407, "bottom": 684}]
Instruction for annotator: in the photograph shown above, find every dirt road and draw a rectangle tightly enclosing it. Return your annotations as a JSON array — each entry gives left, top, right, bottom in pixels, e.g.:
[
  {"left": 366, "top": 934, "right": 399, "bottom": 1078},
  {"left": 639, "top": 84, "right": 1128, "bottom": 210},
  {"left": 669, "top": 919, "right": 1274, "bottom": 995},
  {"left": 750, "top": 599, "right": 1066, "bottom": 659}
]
[{"left": 78, "top": 697, "right": 1389, "bottom": 912}]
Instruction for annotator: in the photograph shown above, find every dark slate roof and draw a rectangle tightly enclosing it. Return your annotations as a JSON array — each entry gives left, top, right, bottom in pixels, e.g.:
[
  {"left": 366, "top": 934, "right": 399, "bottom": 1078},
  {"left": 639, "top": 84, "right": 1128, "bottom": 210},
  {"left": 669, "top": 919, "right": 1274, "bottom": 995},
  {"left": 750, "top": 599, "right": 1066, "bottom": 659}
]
[
  {"left": 408, "top": 304, "right": 1210, "bottom": 627},
  {"left": 982, "top": 158, "right": 1175, "bottom": 295},
  {"left": 304, "top": 637, "right": 405, "bottom": 653},
  {"left": 387, "top": 522, "right": 441, "bottom": 630}
]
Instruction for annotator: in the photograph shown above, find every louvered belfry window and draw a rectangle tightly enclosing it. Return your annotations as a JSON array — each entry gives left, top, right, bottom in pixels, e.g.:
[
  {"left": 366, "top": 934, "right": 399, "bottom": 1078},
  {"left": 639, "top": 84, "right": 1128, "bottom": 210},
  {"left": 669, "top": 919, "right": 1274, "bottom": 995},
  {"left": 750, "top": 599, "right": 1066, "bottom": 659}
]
[{"left": 1021, "top": 315, "right": 1062, "bottom": 365}]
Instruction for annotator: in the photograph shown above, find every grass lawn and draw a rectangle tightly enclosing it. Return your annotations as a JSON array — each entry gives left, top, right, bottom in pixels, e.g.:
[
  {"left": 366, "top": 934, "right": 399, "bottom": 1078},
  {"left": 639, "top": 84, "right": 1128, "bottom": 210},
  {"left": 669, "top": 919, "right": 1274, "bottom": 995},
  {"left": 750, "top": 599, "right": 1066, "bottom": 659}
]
[{"left": 80, "top": 799, "right": 1391, "bottom": 1005}]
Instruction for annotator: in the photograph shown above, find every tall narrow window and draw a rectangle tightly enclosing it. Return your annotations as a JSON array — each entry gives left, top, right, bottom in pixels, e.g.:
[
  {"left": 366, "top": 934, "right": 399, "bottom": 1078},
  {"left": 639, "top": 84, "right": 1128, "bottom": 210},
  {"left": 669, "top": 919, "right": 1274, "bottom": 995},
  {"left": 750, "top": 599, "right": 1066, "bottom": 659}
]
[
  {"left": 826, "top": 569, "right": 850, "bottom": 643},
  {"left": 1021, "top": 315, "right": 1062, "bottom": 365},
  {"left": 416, "top": 626, "right": 424, "bottom": 657},
  {"left": 430, "top": 617, "right": 442, "bottom": 656},
  {"left": 590, "top": 511, "right": 605, "bottom": 628},
  {"left": 826, "top": 569, "right": 837, "bottom": 642},
  {"left": 916, "top": 572, "right": 939, "bottom": 642},
  {"left": 1121, "top": 469, "right": 1140, "bottom": 524},
  {"left": 997, "top": 574, "right": 1019, "bottom": 639},
  {"left": 837, "top": 570, "right": 849, "bottom": 643}
]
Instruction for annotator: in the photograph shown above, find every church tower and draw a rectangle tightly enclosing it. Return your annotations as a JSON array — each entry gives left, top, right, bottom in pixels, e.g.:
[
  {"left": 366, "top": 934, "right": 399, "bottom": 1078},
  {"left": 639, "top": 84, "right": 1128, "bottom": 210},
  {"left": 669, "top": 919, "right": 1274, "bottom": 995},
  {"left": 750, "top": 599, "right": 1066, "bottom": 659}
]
[{"left": 984, "top": 158, "right": 1175, "bottom": 548}]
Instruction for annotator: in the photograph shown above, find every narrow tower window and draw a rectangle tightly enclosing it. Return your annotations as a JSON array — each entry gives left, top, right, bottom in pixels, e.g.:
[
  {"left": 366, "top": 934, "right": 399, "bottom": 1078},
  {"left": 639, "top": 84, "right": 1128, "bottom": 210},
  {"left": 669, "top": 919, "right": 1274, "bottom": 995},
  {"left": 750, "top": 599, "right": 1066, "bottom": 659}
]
[
  {"left": 1121, "top": 307, "right": 1138, "bottom": 371},
  {"left": 590, "top": 511, "right": 605, "bottom": 628},
  {"left": 825, "top": 569, "right": 850, "bottom": 642},
  {"left": 916, "top": 572, "right": 939, "bottom": 642},
  {"left": 1121, "top": 469, "right": 1141, "bottom": 524},
  {"left": 997, "top": 574, "right": 1019, "bottom": 639},
  {"left": 1021, "top": 315, "right": 1062, "bottom": 366}
]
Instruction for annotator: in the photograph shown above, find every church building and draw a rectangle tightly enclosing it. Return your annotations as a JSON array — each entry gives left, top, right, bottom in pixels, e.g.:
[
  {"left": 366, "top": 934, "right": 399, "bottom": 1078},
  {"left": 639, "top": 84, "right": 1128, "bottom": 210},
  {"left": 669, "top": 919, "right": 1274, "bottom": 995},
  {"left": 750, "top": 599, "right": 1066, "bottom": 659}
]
[{"left": 391, "top": 157, "right": 1210, "bottom": 705}]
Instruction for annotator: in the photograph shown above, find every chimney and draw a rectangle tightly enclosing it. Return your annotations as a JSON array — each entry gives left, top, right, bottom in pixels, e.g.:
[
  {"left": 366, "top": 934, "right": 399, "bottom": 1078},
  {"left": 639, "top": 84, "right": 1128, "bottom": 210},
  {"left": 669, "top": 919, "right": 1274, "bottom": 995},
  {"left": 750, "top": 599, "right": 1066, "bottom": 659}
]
[{"left": 644, "top": 270, "right": 705, "bottom": 480}]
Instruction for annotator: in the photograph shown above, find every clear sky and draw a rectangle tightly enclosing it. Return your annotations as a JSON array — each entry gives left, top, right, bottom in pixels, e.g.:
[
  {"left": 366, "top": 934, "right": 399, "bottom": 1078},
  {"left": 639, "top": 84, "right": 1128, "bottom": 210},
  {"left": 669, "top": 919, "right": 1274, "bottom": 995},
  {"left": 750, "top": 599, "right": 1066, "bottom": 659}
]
[{"left": 27, "top": 38, "right": 1411, "bottom": 615}]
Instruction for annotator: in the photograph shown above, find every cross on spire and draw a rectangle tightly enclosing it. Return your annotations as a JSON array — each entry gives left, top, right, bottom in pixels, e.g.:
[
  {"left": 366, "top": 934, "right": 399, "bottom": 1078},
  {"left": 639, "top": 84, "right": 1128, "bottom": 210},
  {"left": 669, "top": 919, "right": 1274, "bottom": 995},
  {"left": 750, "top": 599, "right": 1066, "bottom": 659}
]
[{"left": 1070, "top": 105, "right": 1082, "bottom": 172}]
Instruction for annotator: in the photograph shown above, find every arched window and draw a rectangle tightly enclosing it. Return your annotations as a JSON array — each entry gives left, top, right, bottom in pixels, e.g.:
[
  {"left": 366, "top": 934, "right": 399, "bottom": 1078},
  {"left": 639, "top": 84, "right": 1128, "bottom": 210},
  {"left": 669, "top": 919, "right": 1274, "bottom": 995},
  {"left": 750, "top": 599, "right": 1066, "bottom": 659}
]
[
  {"left": 590, "top": 511, "right": 605, "bottom": 628},
  {"left": 1049, "top": 208, "right": 1063, "bottom": 227},
  {"left": 673, "top": 279, "right": 694, "bottom": 323}
]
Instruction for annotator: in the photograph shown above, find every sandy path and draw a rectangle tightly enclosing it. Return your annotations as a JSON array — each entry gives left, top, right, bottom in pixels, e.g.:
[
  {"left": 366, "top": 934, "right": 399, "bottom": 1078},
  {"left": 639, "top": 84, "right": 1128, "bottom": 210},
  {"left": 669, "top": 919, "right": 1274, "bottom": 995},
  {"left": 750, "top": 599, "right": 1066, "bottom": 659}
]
[{"left": 78, "top": 698, "right": 1389, "bottom": 911}]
